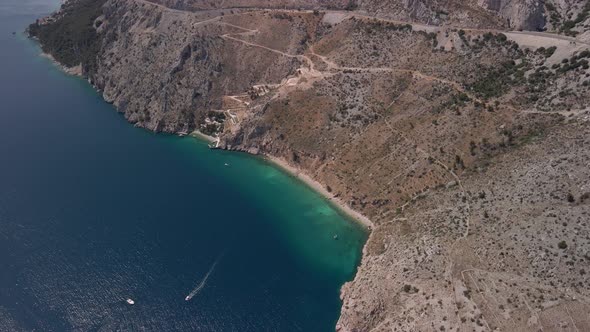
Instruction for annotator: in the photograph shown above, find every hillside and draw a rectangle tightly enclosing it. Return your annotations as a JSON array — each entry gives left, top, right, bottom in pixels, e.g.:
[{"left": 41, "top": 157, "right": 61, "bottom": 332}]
[{"left": 28, "top": 0, "right": 590, "bottom": 331}]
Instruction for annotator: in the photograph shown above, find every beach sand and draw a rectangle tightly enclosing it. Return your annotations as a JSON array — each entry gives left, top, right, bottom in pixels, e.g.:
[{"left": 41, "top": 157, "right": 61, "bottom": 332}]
[
  {"left": 186, "top": 131, "right": 373, "bottom": 229},
  {"left": 265, "top": 155, "right": 374, "bottom": 230},
  {"left": 189, "top": 130, "right": 218, "bottom": 144}
]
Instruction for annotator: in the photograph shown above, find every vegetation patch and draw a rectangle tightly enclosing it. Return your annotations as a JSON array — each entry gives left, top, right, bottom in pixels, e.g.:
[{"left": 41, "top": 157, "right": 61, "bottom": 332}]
[
  {"left": 469, "top": 60, "right": 525, "bottom": 99},
  {"left": 536, "top": 46, "right": 557, "bottom": 58},
  {"left": 28, "top": 0, "right": 107, "bottom": 77},
  {"left": 555, "top": 51, "right": 590, "bottom": 73}
]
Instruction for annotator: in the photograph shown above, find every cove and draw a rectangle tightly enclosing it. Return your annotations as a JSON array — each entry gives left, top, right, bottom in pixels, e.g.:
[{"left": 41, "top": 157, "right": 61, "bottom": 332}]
[{"left": 0, "top": 1, "right": 367, "bottom": 331}]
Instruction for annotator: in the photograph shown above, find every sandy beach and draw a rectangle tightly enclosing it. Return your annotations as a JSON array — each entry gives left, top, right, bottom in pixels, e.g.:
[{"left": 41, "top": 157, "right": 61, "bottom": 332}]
[
  {"left": 265, "top": 155, "right": 374, "bottom": 230},
  {"left": 189, "top": 130, "right": 217, "bottom": 144},
  {"left": 190, "top": 133, "right": 374, "bottom": 230}
]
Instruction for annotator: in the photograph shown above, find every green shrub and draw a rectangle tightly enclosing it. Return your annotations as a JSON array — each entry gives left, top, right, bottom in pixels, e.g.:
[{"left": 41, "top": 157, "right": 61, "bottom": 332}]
[
  {"left": 28, "top": 0, "right": 107, "bottom": 77},
  {"left": 544, "top": 46, "right": 557, "bottom": 58}
]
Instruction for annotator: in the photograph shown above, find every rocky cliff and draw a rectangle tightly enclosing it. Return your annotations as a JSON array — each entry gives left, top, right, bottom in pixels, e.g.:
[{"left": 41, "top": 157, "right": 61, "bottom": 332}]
[
  {"left": 30, "top": 0, "right": 590, "bottom": 330},
  {"left": 477, "top": 0, "right": 545, "bottom": 30}
]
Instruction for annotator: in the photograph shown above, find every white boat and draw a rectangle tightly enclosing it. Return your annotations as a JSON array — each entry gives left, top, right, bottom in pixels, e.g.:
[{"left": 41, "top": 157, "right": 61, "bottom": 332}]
[
  {"left": 126, "top": 299, "right": 135, "bottom": 305},
  {"left": 185, "top": 296, "right": 190, "bottom": 301},
  {"left": 224, "top": 163, "right": 229, "bottom": 166}
]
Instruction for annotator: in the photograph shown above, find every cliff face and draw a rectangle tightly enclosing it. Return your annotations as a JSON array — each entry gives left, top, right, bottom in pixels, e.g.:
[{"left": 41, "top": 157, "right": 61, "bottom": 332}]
[
  {"left": 477, "top": 0, "right": 545, "bottom": 30},
  {"left": 31, "top": 0, "right": 323, "bottom": 132},
  {"left": 94, "top": 0, "right": 321, "bottom": 132},
  {"left": 30, "top": 0, "right": 590, "bottom": 331}
]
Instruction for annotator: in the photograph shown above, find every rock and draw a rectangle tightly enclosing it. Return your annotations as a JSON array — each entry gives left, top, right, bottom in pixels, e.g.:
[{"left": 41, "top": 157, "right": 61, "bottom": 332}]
[
  {"left": 445, "top": 180, "right": 458, "bottom": 189},
  {"left": 477, "top": 0, "right": 545, "bottom": 30}
]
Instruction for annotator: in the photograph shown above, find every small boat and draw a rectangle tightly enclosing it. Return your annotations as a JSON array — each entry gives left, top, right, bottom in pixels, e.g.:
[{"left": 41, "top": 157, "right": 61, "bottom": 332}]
[
  {"left": 185, "top": 296, "right": 190, "bottom": 301},
  {"left": 126, "top": 299, "right": 135, "bottom": 305},
  {"left": 333, "top": 234, "right": 338, "bottom": 240},
  {"left": 224, "top": 163, "right": 230, "bottom": 166}
]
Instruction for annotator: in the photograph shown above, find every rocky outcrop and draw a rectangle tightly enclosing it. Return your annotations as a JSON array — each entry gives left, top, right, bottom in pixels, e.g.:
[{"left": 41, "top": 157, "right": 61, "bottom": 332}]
[{"left": 478, "top": 0, "right": 545, "bottom": 30}]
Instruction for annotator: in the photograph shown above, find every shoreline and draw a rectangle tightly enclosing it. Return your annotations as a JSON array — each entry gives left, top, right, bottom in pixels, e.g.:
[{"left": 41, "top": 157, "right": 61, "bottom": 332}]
[
  {"left": 39, "top": 51, "right": 83, "bottom": 76},
  {"left": 28, "top": 20, "right": 368, "bottom": 332},
  {"left": 264, "top": 155, "right": 374, "bottom": 230},
  {"left": 32, "top": 38, "right": 372, "bottom": 231},
  {"left": 188, "top": 131, "right": 374, "bottom": 230},
  {"left": 188, "top": 130, "right": 217, "bottom": 144}
]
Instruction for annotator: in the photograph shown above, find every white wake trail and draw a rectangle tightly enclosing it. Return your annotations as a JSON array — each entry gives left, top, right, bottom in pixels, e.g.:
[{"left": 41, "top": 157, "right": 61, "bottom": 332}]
[{"left": 185, "top": 255, "right": 223, "bottom": 301}]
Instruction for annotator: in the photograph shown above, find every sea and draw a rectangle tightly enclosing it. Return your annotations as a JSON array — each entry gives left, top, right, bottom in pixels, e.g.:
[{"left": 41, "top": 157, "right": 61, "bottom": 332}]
[{"left": 0, "top": 0, "right": 366, "bottom": 331}]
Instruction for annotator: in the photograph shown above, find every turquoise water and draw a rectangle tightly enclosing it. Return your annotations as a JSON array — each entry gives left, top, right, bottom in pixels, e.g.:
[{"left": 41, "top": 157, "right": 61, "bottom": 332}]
[{"left": 0, "top": 2, "right": 367, "bottom": 331}]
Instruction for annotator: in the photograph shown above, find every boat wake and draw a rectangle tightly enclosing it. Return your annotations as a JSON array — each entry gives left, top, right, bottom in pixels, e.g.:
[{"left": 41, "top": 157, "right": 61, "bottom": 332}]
[{"left": 185, "top": 253, "right": 224, "bottom": 301}]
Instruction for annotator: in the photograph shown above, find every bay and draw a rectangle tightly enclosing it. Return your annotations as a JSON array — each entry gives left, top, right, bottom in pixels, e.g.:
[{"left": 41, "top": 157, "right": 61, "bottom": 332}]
[{"left": 0, "top": 1, "right": 367, "bottom": 331}]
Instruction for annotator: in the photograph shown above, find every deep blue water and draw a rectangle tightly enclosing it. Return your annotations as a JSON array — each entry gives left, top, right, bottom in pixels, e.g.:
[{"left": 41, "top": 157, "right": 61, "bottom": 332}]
[{"left": 0, "top": 2, "right": 366, "bottom": 331}]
